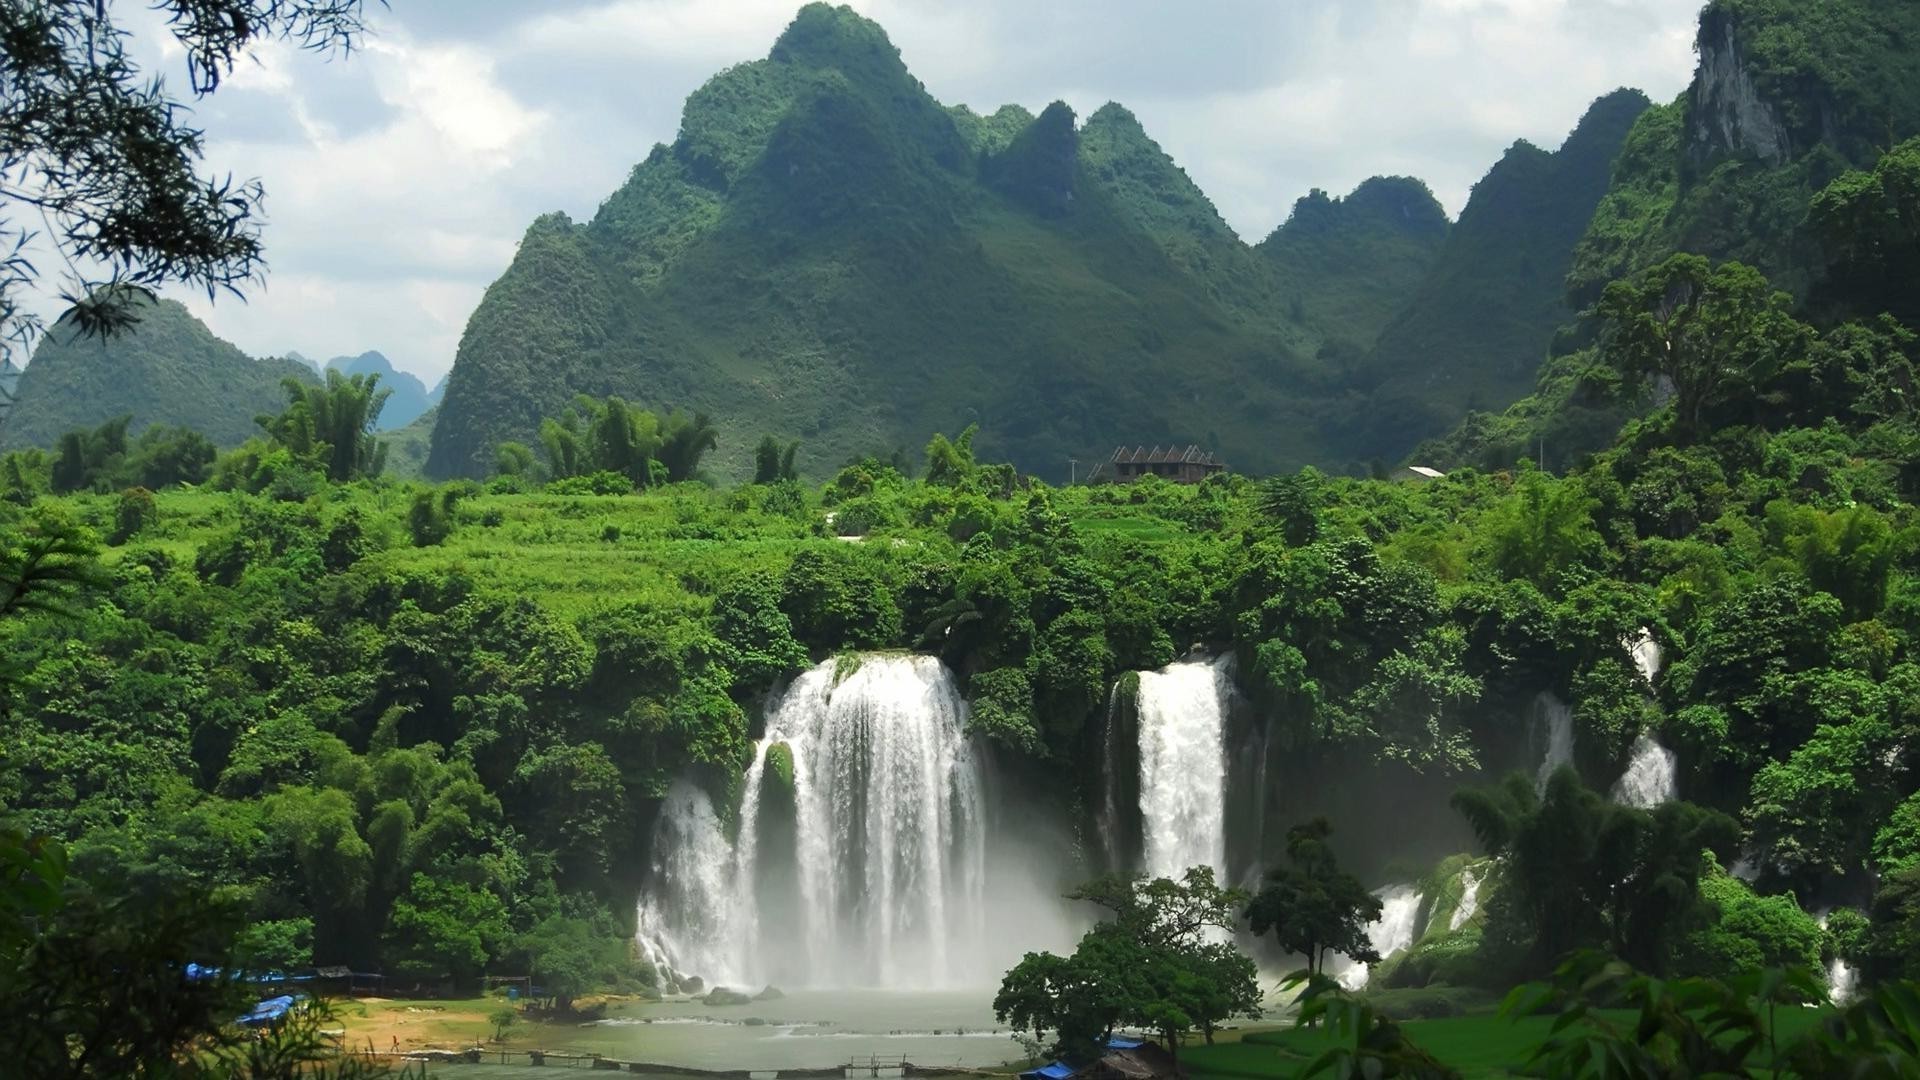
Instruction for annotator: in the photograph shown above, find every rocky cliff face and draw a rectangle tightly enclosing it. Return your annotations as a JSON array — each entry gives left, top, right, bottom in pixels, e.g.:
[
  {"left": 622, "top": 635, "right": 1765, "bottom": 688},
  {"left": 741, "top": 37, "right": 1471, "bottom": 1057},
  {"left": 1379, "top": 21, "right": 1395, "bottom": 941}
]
[{"left": 1688, "top": 9, "right": 1793, "bottom": 165}]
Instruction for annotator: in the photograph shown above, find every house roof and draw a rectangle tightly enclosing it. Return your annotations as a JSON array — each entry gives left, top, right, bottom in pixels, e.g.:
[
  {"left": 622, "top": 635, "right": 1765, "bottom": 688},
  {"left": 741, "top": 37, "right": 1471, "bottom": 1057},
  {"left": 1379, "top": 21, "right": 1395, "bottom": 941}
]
[
  {"left": 1109, "top": 445, "right": 1223, "bottom": 467},
  {"left": 1404, "top": 465, "right": 1446, "bottom": 479}
]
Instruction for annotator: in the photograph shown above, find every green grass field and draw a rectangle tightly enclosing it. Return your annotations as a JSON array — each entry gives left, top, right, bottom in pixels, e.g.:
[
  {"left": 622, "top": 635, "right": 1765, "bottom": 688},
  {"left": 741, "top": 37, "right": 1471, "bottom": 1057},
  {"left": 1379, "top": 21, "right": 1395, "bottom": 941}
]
[{"left": 1184, "top": 1007, "right": 1831, "bottom": 1080}]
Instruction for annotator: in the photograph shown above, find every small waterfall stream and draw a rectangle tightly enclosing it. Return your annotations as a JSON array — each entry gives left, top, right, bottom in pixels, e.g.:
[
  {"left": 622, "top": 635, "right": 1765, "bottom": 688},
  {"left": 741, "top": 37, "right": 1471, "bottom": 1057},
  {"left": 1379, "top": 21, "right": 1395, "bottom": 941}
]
[
  {"left": 1335, "top": 885, "right": 1425, "bottom": 990},
  {"left": 1534, "top": 692, "right": 1574, "bottom": 792},
  {"left": 1613, "top": 733, "right": 1678, "bottom": 808},
  {"left": 1135, "top": 656, "right": 1233, "bottom": 879},
  {"left": 1627, "top": 627, "right": 1664, "bottom": 686},
  {"left": 1450, "top": 869, "right": 1482, "bottom": 931}
]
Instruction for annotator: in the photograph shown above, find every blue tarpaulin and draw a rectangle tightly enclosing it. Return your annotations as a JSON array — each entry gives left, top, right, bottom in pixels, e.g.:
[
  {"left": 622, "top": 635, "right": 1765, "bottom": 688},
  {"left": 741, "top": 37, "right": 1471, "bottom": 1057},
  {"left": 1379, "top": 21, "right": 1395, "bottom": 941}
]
[
  {"left": 1020, "top": 1062, "right": 1076, "bottom": 1080},
  {"left": 1106, "top": 1037, "right": 1145, "bottom": 1050},
  {"left": 237, "top": 994, "right": 304, "bottom": 1027}
]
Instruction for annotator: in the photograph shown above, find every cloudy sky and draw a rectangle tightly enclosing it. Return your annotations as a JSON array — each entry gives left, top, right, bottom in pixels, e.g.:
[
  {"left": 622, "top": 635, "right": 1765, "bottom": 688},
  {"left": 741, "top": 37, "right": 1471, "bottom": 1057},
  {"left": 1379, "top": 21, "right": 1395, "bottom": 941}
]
[{"left": 116, "top": 0, "right": 1703, "bottom": 384}]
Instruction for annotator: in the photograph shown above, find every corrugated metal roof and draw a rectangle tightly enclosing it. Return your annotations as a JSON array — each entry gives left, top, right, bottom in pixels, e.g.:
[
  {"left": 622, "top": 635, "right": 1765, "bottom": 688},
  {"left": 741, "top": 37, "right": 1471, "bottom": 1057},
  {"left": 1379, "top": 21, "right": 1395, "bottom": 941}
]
[{"left": 1109, "top": 444, "right": 1222, "bottom": 466}]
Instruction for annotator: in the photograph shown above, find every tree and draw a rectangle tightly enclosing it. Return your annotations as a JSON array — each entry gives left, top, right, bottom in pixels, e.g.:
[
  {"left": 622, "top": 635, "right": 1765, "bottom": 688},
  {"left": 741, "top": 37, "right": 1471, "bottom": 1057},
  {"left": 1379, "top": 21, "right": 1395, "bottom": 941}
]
[
  {"left": 925, "top": 425, "right": 978, "bottom": 487},
  {"left": 0, "top": 1, "right": 372, "bottom": 358},
  {"left": 1256, "top": 467, "right": 1326, "bottom": 547},
  {"left": 1452, "top": 769, "right": 1738, "bottom": 977},
  {"left": 258, "top": 369, "right": 390, "bottom": 482},
  {"left": 1245, "top": 818, "right": 1383, "bottom": 977},
  {"left": 754, "top": 435, "right": 800, "bottom": 483},
  {"left": 515, "top": 915, "right": 630, "bottom": 1014},
  {"left": 995, "top": 868, "right": 1259, "bottom": 1067},
  {"left": 1594, "top": 254, "right": 1809, "bottom": 436},
  {"left": 657, "top": 409, "right": 718, "bottom": 483}
]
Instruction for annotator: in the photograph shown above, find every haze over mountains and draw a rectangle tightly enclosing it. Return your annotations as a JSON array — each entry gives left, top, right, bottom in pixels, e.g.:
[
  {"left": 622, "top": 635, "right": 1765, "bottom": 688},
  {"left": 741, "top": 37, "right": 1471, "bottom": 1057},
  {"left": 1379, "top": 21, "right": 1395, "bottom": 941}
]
[{"left": 4, "top": 0, "right": 1915, "bottom": 483}]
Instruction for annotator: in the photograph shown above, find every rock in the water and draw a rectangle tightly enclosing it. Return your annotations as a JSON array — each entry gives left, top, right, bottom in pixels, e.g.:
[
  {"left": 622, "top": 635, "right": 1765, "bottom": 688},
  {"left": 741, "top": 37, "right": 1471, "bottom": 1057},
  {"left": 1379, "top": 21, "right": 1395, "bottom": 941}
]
[
  {"left": 680, "top": 976, "right": 705, "bottom": 994},
  {"left": 704, "top": 987, "right": 753, "bottom": 1006},
  {"left": 754, "top": 985, "right": 785, "bottom": 1001}
]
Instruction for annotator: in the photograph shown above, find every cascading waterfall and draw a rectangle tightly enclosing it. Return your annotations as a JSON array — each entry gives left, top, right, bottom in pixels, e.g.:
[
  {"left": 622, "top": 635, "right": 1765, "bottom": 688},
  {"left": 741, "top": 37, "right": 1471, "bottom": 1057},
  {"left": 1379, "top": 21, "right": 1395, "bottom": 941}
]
[
  {"left": 636, "top": 781, "right": 743, "bottom": 986},
  {"left": 1613, "top": 733, "right": 1678, "bottom": 808},
  {"left": 1135, "top": 656, "right": 1233, "bottom": 879},
  {"left": 637, "top": 655, "right": 997, "bottom": 989},
  {"left": 1534, "top": 692, "right": 1574, "bottom": 792},
  {"left": 1627, "top": 627, "right": 1664, "bottom": 685},
  {"left": 1818, "top": 912, "right": 1860, "bottom": 1004},
  {"left": 1335, "top": 885, "right": 1425, "bottom": 990},
  {"left": 1450, "top": 869, "right": 1482, "bottom": 931}
]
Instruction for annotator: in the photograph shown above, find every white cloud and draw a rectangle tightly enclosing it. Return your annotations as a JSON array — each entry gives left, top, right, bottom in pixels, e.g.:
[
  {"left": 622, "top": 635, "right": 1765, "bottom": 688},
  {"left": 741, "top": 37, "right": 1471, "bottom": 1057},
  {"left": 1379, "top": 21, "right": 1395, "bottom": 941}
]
[{"left": 94, "top": 0, "right": 1703, "bottom": 383}]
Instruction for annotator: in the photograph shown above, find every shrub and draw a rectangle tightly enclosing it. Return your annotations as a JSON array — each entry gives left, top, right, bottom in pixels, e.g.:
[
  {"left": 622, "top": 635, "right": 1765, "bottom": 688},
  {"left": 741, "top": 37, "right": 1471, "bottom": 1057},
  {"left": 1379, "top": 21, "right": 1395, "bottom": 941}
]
[{"left": 110, "top": 487, "right": 157, "bottom": 545}]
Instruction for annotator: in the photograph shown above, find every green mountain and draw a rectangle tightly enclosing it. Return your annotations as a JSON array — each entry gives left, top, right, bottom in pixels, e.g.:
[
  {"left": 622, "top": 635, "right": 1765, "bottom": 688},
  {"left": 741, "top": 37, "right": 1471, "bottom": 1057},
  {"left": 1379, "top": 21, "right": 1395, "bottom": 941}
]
[
  {"left": 1427, "top": 0, "right": 1920, "bottom": 472},
  {"left": 1255, "top": 177, "right": 1451, "bottom": 365},
  {"left": 428, "top": 5, "right": 1473, "bottom": 481},
  {"left": 1568, "top": 0, "right": 1920, "bottom": 304},
  {"left": 325, "top": 350, "right": 435, "bottom": 431},
  {"left": 1353, "top": 89, "right": 1651, "bottom": 458},
  {"left": 0, "top": 297, "right": 314, "bottom": 451}
]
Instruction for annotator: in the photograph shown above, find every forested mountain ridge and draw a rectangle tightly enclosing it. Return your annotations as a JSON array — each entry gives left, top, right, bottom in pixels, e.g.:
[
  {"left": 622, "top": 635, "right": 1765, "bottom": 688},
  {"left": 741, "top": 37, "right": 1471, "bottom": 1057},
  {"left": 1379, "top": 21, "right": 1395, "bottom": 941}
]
[
  {"left": 1355, "top": 89, "right": 1651, "bottom": 458},
  {"left": 427, "top": 4, "right": 1631, "bottom": 482},
  {"left": 0, "top": 297, "right": 316, "bottom": 451},
  {"left": 1427, "top": 0, "right": 1920, "bottom": 473},
  {"left": 1255, "top": 176, "right": 1451, "bottom": 372},
  {"left": 1568, "top": 0, "right": 1920, "bottom": 304}
]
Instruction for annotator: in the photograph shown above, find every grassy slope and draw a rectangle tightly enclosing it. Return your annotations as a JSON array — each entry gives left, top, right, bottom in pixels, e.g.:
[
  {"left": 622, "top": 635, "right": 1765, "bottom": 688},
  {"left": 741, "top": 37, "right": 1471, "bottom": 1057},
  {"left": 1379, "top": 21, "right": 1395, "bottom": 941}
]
[{"left": 2, "top": 298, "right": 315, "bottom": 450}]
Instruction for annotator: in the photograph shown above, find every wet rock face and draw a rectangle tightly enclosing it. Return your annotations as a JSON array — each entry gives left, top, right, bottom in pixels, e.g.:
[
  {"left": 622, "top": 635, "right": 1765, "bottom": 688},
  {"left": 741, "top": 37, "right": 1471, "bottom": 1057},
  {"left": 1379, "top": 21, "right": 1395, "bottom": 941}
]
[{"left": 1689, "top": 13, "right": 1793, "bottom": 165}]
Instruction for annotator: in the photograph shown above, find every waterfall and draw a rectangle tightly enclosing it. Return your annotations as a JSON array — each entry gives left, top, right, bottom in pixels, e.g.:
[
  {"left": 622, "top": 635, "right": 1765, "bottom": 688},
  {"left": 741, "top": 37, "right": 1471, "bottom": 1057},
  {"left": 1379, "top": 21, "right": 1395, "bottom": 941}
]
[
  {"left": 1627, "top": 627, "right": 1663, "bottom": 686},
  {"left": 1534, "top": 692, "right": 1574, "bottom": 792},
  {"left": 1334, "top": 885, "right": 1425, "bottom": 990},
  {"left": 1613, "top": 732, "right": 1678, "bottom": 808},
  {"left": 1449, "top": 869, "right": 1482, "bottom": 931},
  {"left": 636, "top": 781, "right": 745, "bottom": 987},
  {"left": 1817, "top": 911, "right": 1861, "bottom": 1004},
  {"left": 1135, "top": 656, "right": 1232, "bottom": 879},
  {"left": 1827, "top": 956, "right": 1859, "bottom": 1004},
  {"left": 637, "top": 655, "right": 996, "bottom": 989}
]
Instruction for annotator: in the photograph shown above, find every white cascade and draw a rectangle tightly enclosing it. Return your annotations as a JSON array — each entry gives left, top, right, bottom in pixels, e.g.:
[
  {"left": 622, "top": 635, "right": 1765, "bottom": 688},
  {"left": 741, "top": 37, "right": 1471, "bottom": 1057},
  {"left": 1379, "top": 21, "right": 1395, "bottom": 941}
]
[
  {"left": 636, "top": 780, "right": 744, "bottom": 987},
  {"left": 1450, "top": 869, "right": 1482, "bottom": 931},
  {"left": 1827, "top": 956, "right": 1859, "bottom": 1005},
  {"left": 636, "top": 655, "right": 992, "bottom": 989},
  {"left": 1135, "top": 656, "right": 1232, "bottom": 879},
  {"left": 1613, "top": 732, "right": 1678, "bottom": 808},
  {"left": 1335, "top": 885, "right": 1425, "bottom": 990},
  {"left": 1627, "top": 627, "right": 1664, "bottom": 686},
  {"left": 1534, "top": 692, "right": 1575, "bottom": 792},
  {"left": 1817, "top": 911, "right": 1861, "bottom": 1005}
]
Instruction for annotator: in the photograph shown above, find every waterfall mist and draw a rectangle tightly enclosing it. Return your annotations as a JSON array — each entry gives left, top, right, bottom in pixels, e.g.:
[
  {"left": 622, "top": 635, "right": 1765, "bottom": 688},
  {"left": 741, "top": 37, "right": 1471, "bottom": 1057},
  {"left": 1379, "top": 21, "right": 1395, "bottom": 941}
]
[{"left": 638, "top": 656, "right": 1079, "bottom": 990}]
